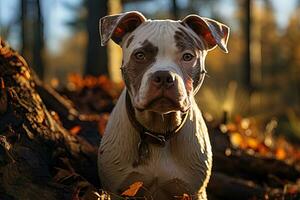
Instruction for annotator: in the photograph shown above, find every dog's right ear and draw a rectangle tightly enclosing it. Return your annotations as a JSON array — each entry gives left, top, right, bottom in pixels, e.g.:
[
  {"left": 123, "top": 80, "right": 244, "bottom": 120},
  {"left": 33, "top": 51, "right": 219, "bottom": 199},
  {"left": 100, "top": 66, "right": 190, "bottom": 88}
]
[
  {"left": 181, "top": 15, "right": 230, "bottom": 53},
  {"left": 100, "top": 11, "right": 146, "bottom": 46}
]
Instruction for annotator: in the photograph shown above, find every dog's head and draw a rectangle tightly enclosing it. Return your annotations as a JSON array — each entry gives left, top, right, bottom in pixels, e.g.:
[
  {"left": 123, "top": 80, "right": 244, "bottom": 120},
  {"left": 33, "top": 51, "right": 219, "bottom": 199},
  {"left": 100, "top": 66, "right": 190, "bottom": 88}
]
[{"left": 100, "top": 11, "right": 229, "bottom": 114}]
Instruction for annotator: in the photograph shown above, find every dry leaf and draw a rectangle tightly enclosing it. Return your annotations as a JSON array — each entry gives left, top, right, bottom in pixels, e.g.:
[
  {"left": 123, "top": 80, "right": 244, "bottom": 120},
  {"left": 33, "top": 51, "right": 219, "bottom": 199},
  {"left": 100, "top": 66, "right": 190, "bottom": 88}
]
[
  {"left": 247, "top": 137, "right": 259, "bottom": 149},
  {"left": 181, "top": 193, "right": 192, "bottom": 200},
  {"left": 230, "top": 132, "right": 243, "bottom": 148},
  {"left": 70, "top": 125, "right": 81, "bottom": 135},
  {"left": 275, "top": 147, "right": 286, "bottom": 160},
  {"left": 121, "top": 181, "right": 143, "bottom": 197}
]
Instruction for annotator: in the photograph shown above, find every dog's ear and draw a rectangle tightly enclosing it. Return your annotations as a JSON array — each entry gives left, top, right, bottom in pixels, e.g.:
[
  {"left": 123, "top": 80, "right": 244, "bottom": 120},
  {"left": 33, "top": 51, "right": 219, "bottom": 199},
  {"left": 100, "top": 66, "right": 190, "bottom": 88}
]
[
  {"left": 99, "top": 11, "right": 146, "bottom": 46},
  {"left": 181, "top": 15, "right": 230, "bottom": 53}
]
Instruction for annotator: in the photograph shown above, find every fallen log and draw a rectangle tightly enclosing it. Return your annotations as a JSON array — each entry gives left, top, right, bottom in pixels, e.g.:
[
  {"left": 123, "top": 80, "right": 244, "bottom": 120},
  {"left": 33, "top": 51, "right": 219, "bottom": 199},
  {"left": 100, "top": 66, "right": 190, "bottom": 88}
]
[
  {"left": 34, "top": 74, "right": 102, "bottom": 146},
  {"left": 0, "top": 38, "right": 99, "bottom": 199},
  {"left": 207, "top": 172, "right": 265, "bottom": 200},
  {"left": 213, "top": 149, "right": 300, "bottom": 182},
  {"left": 210, "top": 127, "right": 300, "bottom": 183},
  {"left": 207, "top": 125, "right": 300, "bottom": 199},
  {"left": 34, "top": 73, "right": 79, "bottom": 126}
]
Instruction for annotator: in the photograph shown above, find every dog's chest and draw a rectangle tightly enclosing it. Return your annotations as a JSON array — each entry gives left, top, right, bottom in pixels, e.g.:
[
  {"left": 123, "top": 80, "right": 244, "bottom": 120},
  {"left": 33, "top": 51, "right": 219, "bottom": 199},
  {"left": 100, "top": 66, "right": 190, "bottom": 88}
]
[
  {"left": 137, "top": 144, "right": 184, "bottom": 179},
  {"left": 123, "top": 143, "right": 197, "bottom": 195},
  {"left": 98, "top": 94, "right": 212, "bottom": 198}
]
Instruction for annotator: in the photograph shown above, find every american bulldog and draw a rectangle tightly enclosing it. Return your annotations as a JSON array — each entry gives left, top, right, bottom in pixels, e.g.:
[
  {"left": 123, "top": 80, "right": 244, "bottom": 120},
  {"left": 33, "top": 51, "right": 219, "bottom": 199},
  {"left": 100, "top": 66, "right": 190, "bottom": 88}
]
[{"left": 98, "top": 11, "right": 229, "bottom": 200}]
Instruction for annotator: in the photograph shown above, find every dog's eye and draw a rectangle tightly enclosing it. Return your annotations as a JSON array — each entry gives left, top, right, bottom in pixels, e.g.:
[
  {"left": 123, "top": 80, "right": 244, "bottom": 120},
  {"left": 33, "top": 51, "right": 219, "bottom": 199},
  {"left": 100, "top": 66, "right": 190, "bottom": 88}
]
[
  {"left": 134, "top": 52, "right": 146, "bottom": 60},
  {"left": 182, "top": 53, "right": 194, "bottom": 61}
]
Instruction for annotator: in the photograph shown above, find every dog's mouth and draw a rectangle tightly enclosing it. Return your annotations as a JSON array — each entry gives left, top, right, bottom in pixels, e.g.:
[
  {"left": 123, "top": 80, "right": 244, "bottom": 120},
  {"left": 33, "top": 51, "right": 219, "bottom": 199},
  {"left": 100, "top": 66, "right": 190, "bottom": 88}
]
[{"left": 135, "top": 94, "right": 190, "bottom": 114}]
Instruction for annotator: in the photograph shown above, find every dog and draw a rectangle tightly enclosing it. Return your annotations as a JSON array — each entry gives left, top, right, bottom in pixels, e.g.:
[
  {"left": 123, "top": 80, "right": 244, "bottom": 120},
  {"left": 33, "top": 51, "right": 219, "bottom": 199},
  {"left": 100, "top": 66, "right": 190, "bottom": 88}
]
[{"left": 98, "top": 11, "right": 229, "bottom": 200}]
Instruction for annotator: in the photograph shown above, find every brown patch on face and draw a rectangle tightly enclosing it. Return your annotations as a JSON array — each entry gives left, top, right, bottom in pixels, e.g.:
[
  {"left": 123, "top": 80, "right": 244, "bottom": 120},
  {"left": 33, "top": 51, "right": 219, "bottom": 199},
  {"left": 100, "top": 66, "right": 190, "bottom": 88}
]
[
  {"left": 174, "top": 27, "right": 206, "bottom": 90},
  {"left": 174, "top": 27, "right": 204, "bottom": 51},
  {"left": 192, "top": 59, "right": 202, "bottom": 88},
  {"left": 126, "top": 35, "right": 134, "bottom": 48},
  {"left": 121, "top": 67, "right": 131, "bottom": 90},
  {"left": 122, "top": 40, "right": 158, "bottom": 92}
]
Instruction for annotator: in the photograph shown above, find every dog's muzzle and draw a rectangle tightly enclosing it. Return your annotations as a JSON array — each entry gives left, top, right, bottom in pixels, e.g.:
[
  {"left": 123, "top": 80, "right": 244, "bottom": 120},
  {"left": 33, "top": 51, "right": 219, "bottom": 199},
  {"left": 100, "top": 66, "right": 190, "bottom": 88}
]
[{"left": 135, "top": 70, "right": 189, "bottom": 113}]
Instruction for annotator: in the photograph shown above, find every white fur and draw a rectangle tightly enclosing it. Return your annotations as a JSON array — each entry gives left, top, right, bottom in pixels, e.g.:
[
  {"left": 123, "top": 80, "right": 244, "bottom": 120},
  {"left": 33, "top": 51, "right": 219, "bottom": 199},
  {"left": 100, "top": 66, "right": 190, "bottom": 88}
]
[
  {"left": 98, "top": 90, "right": 212, "bottom": 199},
  {"left": 122, "top": 21, "right": 194, "bottom": 110},
  {"left": 98, "top": 20, "right": 212, "bottom": 200}
]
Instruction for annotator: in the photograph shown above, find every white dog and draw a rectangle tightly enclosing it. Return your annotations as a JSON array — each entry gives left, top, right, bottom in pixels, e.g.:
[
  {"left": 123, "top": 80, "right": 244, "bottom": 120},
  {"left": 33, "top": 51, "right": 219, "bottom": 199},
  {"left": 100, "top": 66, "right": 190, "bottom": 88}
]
[{"left": 98, "top": 11, "right": 229, "bottom": 200}]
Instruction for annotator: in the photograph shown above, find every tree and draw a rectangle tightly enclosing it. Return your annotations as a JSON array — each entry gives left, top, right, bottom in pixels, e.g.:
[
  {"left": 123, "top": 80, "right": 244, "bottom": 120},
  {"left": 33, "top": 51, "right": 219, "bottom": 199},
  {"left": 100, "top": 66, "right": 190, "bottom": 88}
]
[
  {"left": 84, "top": 0, "right": 108, "bottom": 76},
  {"left": 64, "top": 0, "right": 109, "bottom": 76},
  {"left": 244, "top": 0, "right": 251, "bottom": 92},
  {"left": 236, "top": 0, "right": 252, "bottom": 93},
  {"left": 171, "top": 0, "right": 179, "bottom": 19},
  {"left": 279, "top": 6, "right": 300, "bottom": 107},
  {"left": 20, "top": 0, "right": 45, "bottom": 79}
]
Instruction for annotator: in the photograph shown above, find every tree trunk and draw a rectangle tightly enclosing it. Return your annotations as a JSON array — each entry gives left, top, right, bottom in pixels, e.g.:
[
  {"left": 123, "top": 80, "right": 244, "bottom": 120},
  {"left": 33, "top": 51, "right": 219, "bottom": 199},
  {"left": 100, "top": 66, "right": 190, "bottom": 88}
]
[
  {"left": 244, "top": 0, "right": 252, "bottom": 93},
  {"left": 20, "top": 0, "right": 45, "bottom": 79},
  {"left": 32, "top": 0, "right": 44, "bottom": 79},
  {"left": 20, "top": 0, "right": 28, "bottom": 57},
  {"left": 171, "top": 0, "right": 179, "bottom": 19},
  {"left": 84, "top": 0, "right": 108, "bottom": 76}
]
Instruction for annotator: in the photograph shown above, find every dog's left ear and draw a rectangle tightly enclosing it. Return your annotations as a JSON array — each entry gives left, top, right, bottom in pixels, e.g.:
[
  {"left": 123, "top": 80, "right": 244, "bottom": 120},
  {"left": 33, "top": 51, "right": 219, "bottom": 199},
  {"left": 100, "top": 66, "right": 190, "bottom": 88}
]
[
  {"left": 100, "top": 11, "right": 146, "bottom": 46},
  {"left": 181, "top": 15, "right": 230, "bottom": 53}
]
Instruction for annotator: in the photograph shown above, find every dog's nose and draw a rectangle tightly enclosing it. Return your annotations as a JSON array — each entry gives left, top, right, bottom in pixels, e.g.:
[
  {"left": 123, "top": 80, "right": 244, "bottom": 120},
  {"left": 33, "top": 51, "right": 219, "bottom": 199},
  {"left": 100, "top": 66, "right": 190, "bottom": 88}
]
[{"left": 151, "top": 71, "right": 175, "bottom": 88}]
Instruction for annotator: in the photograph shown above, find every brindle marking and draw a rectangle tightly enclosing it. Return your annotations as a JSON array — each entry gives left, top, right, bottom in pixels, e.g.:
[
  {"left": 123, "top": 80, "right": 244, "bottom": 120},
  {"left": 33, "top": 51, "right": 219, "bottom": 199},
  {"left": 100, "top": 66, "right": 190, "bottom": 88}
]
[
  {"left": 192, "top": 59, "right": 202, "bottom": 88},
  {"left": 174, "top": 27, "right": 203, "bottom": 51},
  {"left": 122, "top": 40, "right": 158, "bottom": 93},
  {"left": 126, "top": 35, "right": 134, "bottom": 48},
  {"left": 174, "top": 27, "right": 206, "bottom": 89}
]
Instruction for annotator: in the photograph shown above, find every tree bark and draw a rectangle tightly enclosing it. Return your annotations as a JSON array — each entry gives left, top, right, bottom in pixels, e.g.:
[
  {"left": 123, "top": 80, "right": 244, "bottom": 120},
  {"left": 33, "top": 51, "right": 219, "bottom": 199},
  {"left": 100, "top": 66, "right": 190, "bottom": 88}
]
[{"left": 0, "top": 39, "right": 99, "bottom": 199}]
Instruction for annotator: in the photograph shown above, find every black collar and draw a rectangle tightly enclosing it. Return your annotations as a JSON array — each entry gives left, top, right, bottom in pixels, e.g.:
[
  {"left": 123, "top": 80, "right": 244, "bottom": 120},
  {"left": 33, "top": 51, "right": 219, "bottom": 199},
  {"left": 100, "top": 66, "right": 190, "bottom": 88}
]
[{"left": 125, "top": 90, "right": 189, "bottom": 147}]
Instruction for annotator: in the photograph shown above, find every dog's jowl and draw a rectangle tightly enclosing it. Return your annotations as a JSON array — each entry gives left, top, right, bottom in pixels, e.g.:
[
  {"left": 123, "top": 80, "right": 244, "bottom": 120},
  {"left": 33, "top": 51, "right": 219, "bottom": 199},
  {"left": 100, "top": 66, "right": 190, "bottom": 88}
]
[{"left": 98, "top": 11, "right": 229, "bottom": 200}]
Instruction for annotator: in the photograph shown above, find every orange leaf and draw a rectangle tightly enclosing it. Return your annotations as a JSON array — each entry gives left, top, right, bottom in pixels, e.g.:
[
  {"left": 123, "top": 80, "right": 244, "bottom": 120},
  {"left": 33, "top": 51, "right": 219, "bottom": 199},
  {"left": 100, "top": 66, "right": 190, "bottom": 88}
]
[
  {"left": 70, "top": 126, "right": 81, "bottom": 135},
  {"left": 230, "top": 132, "right": 243, "bottom": 148},
  {"left": 275, "top": 147, "right": 286, "bottom": 160},
  {"left": 246, "top": 137, "right": 259, "bottom": 150},
  {"left": 181, "top": 193, "right": 192, "bottom": 200},
  {"left": 121, "top": 181, "right": 143, "bottom": 197}
]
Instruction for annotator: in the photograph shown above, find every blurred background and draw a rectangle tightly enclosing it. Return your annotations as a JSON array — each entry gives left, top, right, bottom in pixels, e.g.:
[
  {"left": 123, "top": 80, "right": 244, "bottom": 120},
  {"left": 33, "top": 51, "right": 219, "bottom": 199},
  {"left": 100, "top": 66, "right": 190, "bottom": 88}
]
[{"left": 0, "top": 0, "right": 300, "bottom": 141}]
